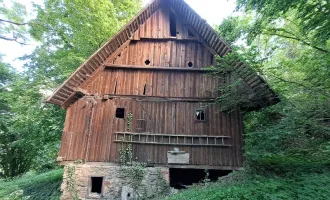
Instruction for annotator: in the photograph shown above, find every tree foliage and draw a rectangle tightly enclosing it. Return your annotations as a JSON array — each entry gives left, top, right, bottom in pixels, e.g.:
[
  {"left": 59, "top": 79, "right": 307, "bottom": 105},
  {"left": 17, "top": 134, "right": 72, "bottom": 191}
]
[
  {"left": 214, "top": 0, "right": 330, "bottom": 174},
  {"left": 236, "top": 0, "right": 330, "bottom": 52},
  {"left": 0, "top": 0, "right": 142, "bottom": 178},
  {"left": 27, "top": 0, "right": 141, "bottom": 86},
  {"left": 0, "top": 0, "right": 28, "bottom": 44}
]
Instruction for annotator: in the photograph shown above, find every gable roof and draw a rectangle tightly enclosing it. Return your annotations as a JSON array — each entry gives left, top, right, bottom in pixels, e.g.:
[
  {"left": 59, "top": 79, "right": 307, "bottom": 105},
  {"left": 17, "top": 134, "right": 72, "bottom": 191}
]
[{"left": 46, "top": 0, "right": 280, "bottom": 110}]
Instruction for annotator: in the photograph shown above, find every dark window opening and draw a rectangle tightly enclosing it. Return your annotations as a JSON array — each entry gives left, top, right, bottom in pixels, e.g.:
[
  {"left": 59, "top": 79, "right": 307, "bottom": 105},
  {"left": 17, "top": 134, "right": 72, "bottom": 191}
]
[
  {"left": 196, "top": 109, "right": 205, "bottom": 121},
  {"left": 188, "top": 29, "right": 195, "bottom": 37},
  {"left": 169, "top": 168, "right": 231, "bottom": 189},
  {"left": 90, "top": 177, "right": 103, "bottom": 194},
  {"left": 143, "top": 83, "right": 147, "bottom": 95},
  {"left": 114, "top": 80, "right": 118, "bottom": 94},
  {"left": 127, "top": 193, "right": 131, "bottom": 197},
  {"left": 210, "top": 55, "right": 214, "bottom": 65},
  {"left": 118, "top": 53, "right": 121, "bottom": 57},
  {"left": 188, "top": 62, "right": 193, "bottom": 67},
  {"left": 170, "top": 12, "right": 177, "bottom": 37},
  {"left": 76, "top": 93, "right": 84, "bottom": 99},
  {"left": 116, "top": 108, "right": 125, "bottom": 118},
  {"left": 145, "top": 59, "right": 151, "bottom": 65}
]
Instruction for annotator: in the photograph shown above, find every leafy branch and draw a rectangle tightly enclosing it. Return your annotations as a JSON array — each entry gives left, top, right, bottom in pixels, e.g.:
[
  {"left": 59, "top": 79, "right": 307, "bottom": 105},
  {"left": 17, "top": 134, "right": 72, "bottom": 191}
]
[
  {"left": 0, "top": 35, "right": 27, "bottom": 45},
  {"left": 0, "top": 18, "right": 29, "bottom": 45},
  {"left": 262, "top": 29, "right": 329, "bottom": 53},
  {"left": 269, "top": 73, "right": 330, "bottom": 98},
  {"left": 0, "top": 18, "right": 29, "bottom": 26}
]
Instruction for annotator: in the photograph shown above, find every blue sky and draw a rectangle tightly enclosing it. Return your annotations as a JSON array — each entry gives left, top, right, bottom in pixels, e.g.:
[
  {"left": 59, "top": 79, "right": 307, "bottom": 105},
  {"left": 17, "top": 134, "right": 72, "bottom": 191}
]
[{"left": 0, "top": 0, "right": 236, "bottom": 70}]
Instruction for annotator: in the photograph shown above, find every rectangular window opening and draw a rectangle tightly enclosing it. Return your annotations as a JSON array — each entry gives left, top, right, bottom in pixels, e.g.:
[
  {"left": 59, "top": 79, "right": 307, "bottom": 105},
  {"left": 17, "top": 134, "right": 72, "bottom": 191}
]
[
  {"left": 90, "top": 177, "right": 103, "bottom": 194},
  {"left": 116, "top": 108, "right": 125, "bottom": 118},
  {"left": 195, "top": 109, "right": 206, "bottom": 121},
  {"left": 114, "top": 80, "right": 118, "bottom": 94},
  {"left": 188, "top": 29, "right": 196, "bottom": 37},
  {"left": 170, "top": 12, "right": 177, "bottom": 37},
  {"left": 143, "top": 83, "right": 147, "bottom": 95}
]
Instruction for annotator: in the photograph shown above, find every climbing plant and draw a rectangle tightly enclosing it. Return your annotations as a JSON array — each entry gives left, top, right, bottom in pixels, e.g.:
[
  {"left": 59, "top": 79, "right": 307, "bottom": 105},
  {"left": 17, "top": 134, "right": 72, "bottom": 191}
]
[
  {"left": 127, "top": 112, "right": 133, "bottom": 132},
  {"left": 66, "top": 165, "right": 78, "bottom": 200},
  {"left": 119, "top": 136, "right": 133, "bottom": 165}
]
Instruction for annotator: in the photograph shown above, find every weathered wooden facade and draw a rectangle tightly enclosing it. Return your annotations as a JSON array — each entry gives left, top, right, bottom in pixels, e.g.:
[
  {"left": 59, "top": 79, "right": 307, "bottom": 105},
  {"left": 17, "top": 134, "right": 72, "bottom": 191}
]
[{"left": 47, "top": 0, "right": 279, "bottom": 171}]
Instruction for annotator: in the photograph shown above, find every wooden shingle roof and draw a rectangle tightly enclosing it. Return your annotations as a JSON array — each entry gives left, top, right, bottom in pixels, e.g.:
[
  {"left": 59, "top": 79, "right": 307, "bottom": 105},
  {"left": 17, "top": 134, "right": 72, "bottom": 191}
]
[{"left": 46, "top": 0, "right": 279, "bottom": 110}]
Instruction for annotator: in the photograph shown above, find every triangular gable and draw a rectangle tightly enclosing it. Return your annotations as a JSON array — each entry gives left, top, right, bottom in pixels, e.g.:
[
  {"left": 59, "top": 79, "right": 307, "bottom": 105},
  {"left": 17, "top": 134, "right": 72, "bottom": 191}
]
[{"left": 46, "top": 0, "right": 279, "bottom": 110}]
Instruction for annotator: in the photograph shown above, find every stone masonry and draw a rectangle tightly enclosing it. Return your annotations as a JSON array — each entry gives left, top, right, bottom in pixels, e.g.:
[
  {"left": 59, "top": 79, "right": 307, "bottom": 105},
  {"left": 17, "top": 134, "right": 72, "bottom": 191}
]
[{"left": 60, "top": 162, "right": 169, "bottom": 200}]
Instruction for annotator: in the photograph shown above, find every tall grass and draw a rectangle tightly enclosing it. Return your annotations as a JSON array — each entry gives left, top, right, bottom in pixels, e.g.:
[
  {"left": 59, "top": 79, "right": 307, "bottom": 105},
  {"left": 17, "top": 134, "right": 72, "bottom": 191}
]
[
  {"left": 166, "top": 171, "right": 330, "bottom": 200},
  {"left": 0, "top": 169, "right": 63, "bottom": 200}
]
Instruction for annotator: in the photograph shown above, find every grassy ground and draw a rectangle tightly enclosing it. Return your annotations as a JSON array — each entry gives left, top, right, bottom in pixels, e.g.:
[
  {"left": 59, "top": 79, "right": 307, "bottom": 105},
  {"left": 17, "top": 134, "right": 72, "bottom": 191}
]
[
  {"left": 1, "top": 168, "right": 330, "bottom": 200},
  {"left": 0, "top": 169, "right": 63, "bottom": 200},
  {"left": 165, "top": 170, "right": 330, "bottom": 200}
]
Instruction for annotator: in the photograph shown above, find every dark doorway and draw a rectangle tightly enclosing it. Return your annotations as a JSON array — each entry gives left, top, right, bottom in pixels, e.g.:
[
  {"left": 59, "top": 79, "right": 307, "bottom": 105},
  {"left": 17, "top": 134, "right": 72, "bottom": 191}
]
[
  {"left": 90, "top": 177, "right": 103, "bottom": 194},
  {"left": 169, "top": 168, "right": 232, "bottom": 189}
]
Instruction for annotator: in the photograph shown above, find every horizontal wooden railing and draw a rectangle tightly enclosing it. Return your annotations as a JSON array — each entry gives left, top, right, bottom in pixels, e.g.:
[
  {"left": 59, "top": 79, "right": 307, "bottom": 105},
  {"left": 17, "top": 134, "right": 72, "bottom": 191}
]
[{"left": 114, "top": 132, "right": 231, "bottom": 147}]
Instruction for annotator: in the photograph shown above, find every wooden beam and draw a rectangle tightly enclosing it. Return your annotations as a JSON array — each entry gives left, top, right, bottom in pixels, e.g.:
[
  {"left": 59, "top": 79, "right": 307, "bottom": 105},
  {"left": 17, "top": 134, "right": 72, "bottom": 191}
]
[
  {"left": 87, "top": 94, "right": 217, "bottom": 102},
  {"left": 114, "top": 140, "right": 231, "bottom": 147},
  {"left": 74, "top": 87, "right": 90, "bottom": 96},
  {"left": 114, "top": 132, "right": 231, "bottom": 147},
  {"left": 167, "top": 164, "right": 243, "bottom": 171},
  {"left": 115, "top": 132, "right": 230, "bottom": 138},
  {"left": 105, "top": 64, "right": 215, "bottom": 72},
  {"left": 136, "top": 37, "right": 200, "bottom": 42},
  {"left": 57, "top": 161, "right": 243, "bottom": 171},
  {"left": 61, "top": 92, "right": 81, "bottom": 109}
]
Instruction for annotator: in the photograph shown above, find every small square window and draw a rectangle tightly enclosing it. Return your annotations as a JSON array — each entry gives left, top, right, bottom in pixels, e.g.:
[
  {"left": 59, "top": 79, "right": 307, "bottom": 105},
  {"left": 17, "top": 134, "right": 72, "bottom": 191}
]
[
  {"left": 90, "top": 177, "right": 103, "bottom": 194},
  {"left": 116, "top": 108, "right": 125, "bottom": 118},
  {"left": 195, "top": 109, "right": 206, "bottom": 121}
]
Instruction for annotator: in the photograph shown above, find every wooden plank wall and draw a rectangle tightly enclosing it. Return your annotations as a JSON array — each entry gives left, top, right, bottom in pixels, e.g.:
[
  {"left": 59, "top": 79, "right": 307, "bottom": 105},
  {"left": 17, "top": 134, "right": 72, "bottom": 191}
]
[
  {"left": 58, "top": 6, "right": 244, "bottom": 169},
  {"left": 85, "top": 69, "right": 219, "bottom": 98},
  {"left": 132, "top": 5, "right": 197, "bottom": 40},
  {"left": 108, "top": 40, "right": 214, "bottom": 68},
  {"left": 59, "top": 98, "right": 244, "bottom": 167},
  {"left": 59, "top": 99, "right": 92, "bottom": 161}
]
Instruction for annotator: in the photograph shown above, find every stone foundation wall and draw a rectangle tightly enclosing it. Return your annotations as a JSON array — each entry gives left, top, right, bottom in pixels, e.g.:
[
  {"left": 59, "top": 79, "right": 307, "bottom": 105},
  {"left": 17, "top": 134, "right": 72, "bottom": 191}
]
[{"left": 60, "top": 162, "right": 169, "bottom": 200}]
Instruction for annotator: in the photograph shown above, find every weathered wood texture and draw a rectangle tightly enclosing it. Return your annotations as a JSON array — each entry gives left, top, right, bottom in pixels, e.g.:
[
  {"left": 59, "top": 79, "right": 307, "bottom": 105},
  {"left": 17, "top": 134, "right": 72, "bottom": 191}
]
[
  {"left": 47, "top": 0, "right": 279, "bottom": 109},
  {"left": 56, "top": 3, "right": 250, "bottom": 169},
  {"left": 108, "top": 40, "right": 214, "bottom": 68},
  {"left": 59, "top": 98, "right": 244, "bottom": 167},
  {"left": 85, "top": 69, "right": 219, "bottom": 98},
  {"left": 132, "top": 5, "right": 200, "bottom": 40}
]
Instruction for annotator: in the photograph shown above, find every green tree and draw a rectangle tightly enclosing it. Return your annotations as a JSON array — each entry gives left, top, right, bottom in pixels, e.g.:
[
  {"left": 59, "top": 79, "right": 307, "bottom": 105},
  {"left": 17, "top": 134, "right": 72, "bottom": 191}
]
[
  {"left": 236, "top": 0, "right": 330, "bottom": 53},
  {"left": 0, "top": 0, "right": 142, "bottom": 177},
  {"left": 27, "top": 0, "right": 142, "bottom": 85},
  {"left": 0, "top": 0, "right": 28, "bottom": 44},
  {"left": 213, "top": 0, "right": 330, "bottom": 173}
]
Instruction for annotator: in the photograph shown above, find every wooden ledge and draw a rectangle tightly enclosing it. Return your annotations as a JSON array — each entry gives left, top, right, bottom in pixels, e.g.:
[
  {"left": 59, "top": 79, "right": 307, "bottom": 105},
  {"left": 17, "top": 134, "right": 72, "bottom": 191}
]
[
  {"left": 105, "top": 64, "right": 215, "bottom": 72},
  {"left": 167, "top": 164, "right": 243, "bottom": 171},
  {"left": 94, "top": 94, "right": 217, "bottom": 102}
]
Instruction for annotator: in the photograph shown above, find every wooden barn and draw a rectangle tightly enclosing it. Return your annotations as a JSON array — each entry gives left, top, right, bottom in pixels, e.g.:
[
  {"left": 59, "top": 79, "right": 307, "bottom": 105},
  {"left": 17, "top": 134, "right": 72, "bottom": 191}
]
[{"left": 46, "top": 0, "right": 279, "bottom": 199}]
